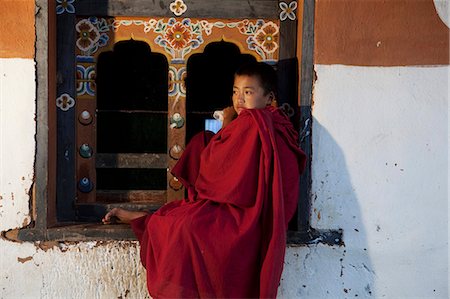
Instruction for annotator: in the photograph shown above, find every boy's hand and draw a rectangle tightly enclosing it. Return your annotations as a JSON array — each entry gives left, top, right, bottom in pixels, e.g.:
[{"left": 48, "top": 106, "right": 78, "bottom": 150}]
[
  {"left": 222, "top": 106, "right": 238, "bottom": 128},
  {"left": 102, "top": 208, "right": 148, "bottom": 224}
]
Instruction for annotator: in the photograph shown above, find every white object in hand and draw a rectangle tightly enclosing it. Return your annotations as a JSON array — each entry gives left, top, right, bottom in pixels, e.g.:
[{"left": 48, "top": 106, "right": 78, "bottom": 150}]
[{"left": 213, "top": 110, "right": 224, "bottom": 122}]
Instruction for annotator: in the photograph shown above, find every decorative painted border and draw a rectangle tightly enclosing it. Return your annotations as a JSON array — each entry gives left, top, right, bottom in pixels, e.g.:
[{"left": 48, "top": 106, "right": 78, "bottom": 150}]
[
  {"left": 111, "top": 18, "right": 280, "bottom": 62},
  {"left": 168, "top": 65, "right": 187, "bottom": 97},
  {"left": 76, "top": 64, "right": 96, "bottom": 96}
]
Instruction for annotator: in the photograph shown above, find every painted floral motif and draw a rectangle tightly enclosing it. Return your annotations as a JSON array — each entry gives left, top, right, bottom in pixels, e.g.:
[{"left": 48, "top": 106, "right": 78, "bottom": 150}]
[
  {"left": 154, "top": 18, "right": 203, "bottom": 61},
  {"left": 113, "top": 18, "right": 279, "bottom": 62},
  {"left": 170, "top": 0, "right": 187, "bottom": 17},
  {"left": 232, "top": 19, "right": 264, "bottom": 35},
  {"left": 76, "top": 65, "right": 96, "bottom": 96},
  {"left": 56, "top": 0, "right": 75, "bottom": 14},
  {"left": 279, "top": 1, "right": 297, "bottom": 21},
  {"left": 165, "top": 22, "right": 192, "bottom": 50},
  {"left": 56, "top": 93, "right": 75, "bottom": 111},
  {"left": 76, "top": 18, "right": 110, "bottom": 55},
  {"left": 220, "top": 19, "right": 278, "bottom": 60},
  {"left": 76, "top": 20, "right": 100, "bottom": 52},
  {"left": 253, "top": 22, "right": 279, "bottom": 53},
  {"left": 168, "top": 66, "right": 187, "bottom": 96}
]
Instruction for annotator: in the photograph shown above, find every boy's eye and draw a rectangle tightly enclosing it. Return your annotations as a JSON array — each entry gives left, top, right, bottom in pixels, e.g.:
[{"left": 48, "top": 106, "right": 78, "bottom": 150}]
[{"left": 245, "top": 91, "right": 253, "bottom": 95}]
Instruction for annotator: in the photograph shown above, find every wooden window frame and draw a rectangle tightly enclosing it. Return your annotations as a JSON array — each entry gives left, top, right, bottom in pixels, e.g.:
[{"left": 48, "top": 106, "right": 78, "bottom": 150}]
[{"left": 12, "top": 0, "right": 342, "bottom": 245}]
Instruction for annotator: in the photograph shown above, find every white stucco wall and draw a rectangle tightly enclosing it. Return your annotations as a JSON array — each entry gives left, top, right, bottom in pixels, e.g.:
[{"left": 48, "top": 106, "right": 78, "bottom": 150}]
[
  {"left": 1, "top": 239, "right": 149, "bottom": 299},
  {"left": 0, "top": 58, "right": 34, "bottom": 231},
  {"left": 283, "top": 64, "right": 448, "bottom": 298},
  {"left": 0, "top": 59, "right": 448, "bottom": 298}
]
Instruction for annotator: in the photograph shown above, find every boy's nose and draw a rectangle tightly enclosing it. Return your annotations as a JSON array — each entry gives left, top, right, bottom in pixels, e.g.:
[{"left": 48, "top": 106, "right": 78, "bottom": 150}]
[{"left": 236, "top": 93, "right": 245, "bottom": 103}]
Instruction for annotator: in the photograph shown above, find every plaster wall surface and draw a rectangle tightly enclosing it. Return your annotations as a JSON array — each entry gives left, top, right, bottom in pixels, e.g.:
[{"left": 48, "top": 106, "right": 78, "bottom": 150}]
[
  {"left": 0, "top": 239, "right": 149, "bottom": 298},
  {"left": 307, "top": 64, "right": 448, "bottom": 298},
  {"left": 0, "top": 58, "right": 34, "bottom": 231}
]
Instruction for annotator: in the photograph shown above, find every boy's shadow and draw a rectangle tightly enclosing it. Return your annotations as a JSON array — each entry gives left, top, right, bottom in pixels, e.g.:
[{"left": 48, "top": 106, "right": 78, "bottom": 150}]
[{"left": 280, "top": 117, "right": 376, "bottom": 298}]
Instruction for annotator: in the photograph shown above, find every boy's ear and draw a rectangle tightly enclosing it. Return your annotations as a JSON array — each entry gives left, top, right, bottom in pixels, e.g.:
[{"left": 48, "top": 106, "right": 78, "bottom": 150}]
[
  {"left": 270, "top": 99, "right": 278, "bottom": 108},
  {"left": 267, "top": 92, "right": 275, "bottom": 105}
]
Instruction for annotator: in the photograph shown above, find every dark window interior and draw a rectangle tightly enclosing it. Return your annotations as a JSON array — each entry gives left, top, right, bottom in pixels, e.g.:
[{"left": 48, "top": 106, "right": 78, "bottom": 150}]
[
  {"left": 96, "top": 40, "right": 168, "bottom": 191},
  {"left": 96, "top": 112, "right": 167, "bottom": 153},
  {"left": 185, "top": 41, "right": 256, "bottom": 142},
  {"left": 96, "top": 168, "right": 166, "bottom": 190},
  {"left": 96, "top": 40, "right": 168, "bottom": 111}
]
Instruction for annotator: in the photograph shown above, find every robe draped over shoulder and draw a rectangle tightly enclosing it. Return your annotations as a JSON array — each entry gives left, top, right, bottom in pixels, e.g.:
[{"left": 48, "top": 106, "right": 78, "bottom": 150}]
[{"left": 131, "top": 106, "right": 306, "bottom": 298}]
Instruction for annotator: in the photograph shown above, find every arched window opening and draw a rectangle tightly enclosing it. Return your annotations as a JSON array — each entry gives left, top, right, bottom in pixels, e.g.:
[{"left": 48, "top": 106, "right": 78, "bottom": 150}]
[
  {"left": 94, "top": 39, "right": 168, "bottom": 200},
  {"left": 185, "top": 41, "right": 256, "bottom": 142}
]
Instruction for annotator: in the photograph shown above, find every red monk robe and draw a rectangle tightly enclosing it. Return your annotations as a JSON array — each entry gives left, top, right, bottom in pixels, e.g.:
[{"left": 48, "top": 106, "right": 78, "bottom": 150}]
[{"left": 131, "top": 106, "right": 306, "bottom": 298}]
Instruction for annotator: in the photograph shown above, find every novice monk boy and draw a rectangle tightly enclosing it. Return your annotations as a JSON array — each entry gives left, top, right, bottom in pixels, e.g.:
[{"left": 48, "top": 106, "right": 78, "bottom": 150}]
[{"left": 103, "top": 62, "right": 306, "bottom": 298}]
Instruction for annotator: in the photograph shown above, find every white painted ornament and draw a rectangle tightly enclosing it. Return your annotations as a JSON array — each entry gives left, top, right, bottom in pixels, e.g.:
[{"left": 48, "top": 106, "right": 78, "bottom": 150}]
[
  {"left": 279, "top": 1, "right": 297, "bottom": 21},
  {"left": 56, "top": 93, "right": 75, "bottom": 111},
  {"left": 170, "top": 0, "right": 187, "bottom": 16}
]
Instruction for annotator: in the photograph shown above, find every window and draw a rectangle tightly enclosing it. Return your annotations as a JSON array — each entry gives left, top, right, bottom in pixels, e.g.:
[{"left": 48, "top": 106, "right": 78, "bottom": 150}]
[
  {"left": 15, "top": 0, "right": 341, "bottom": 245},
  {"left": 74, "top": 39, "right": 169, "bottom": 221},
  {"left": 185, "top": 41, "right": 256, "bottom": 142}
]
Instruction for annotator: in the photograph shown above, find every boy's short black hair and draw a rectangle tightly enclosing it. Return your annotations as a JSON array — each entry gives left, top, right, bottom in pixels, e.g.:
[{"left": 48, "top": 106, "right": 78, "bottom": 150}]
[{"left": 235, "top": 62, "right": 277, "bottom": 96}]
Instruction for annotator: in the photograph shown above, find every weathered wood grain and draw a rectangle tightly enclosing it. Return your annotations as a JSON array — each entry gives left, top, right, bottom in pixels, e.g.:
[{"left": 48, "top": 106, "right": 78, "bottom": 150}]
[
  {"left": 75, "top": 0, "right": 279, "bottom": 18},
  {"left": 297, "top": 0, "right": 314, "bottom": 232}
]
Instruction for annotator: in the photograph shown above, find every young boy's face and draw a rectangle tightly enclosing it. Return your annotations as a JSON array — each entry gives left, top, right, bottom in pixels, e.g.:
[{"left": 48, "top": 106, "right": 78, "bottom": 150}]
[{"left": 232, "top": 75, "right": 273, "bottom": 115}]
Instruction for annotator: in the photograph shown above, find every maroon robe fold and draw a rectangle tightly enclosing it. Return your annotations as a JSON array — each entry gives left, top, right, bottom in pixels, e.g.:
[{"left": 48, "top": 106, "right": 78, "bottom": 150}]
[{"left": 131, "top": 106, "right": 306, "bottom": 298}]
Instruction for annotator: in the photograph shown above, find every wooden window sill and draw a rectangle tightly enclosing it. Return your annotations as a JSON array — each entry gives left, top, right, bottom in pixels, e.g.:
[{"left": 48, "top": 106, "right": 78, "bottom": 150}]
[
  {"left": 7, "top": 223, "right": 135, "bottom": 242},
  {"left": 7, "top": 223, "right": 342, "bottom": 246}
]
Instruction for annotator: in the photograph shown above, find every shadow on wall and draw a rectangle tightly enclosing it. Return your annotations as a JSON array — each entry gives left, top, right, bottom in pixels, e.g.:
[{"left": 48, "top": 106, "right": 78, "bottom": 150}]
[{"left": 285, "top": 117, "right": 376, "bottom": 298}]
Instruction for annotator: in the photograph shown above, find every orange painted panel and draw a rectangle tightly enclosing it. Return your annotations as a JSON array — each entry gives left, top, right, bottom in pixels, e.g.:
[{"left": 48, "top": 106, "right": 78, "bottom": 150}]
[
  {"left": 315, "top": 0, "right": 449, "bottom": 66},
  {"left": 0, "top": 0, "right": 35, "bottom": 58}
]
